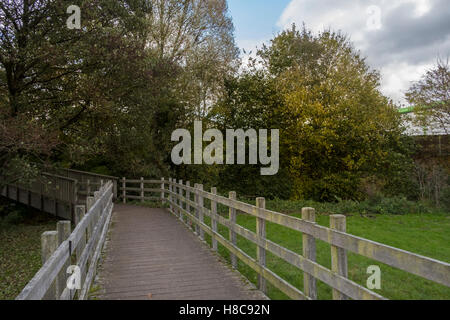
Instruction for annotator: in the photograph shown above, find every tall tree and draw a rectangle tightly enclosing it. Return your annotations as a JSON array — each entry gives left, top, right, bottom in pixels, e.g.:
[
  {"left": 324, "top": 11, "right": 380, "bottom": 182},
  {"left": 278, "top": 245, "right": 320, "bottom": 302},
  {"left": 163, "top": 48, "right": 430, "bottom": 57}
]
[
  {"left": 0, "top": 0, "right": 155, "bottom": 181},
  {"left": 406, "top": 58, "right": 450, "bottom": 135},
  {"left": 146, "top": 0, "right": 239, "bottom": 120}
]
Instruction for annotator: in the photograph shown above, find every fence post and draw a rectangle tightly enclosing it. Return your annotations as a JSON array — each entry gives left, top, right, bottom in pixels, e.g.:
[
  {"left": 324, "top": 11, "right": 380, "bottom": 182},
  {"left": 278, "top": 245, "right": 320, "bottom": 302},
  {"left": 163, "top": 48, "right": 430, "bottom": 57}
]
[
  {"left": 168, "top": 178, "right": 171, "bottom": 212},
  {"left": 122, "top": 177, "right": 126, "bottom": 204},
  {"left": 74, "top": 205, "right": 86, "bottom": 295},
  {"left": 86, "top": 196, "right": 95, "bottom": 245},
  {"left": 113, "top": 179, "right": 118, "bottom": 200},
  {"left": 161, "top": 178, "right": 165, "bottom": 203},
  {"left": 211, "top": 187, "right": 218, "bottom": 252},
  {"left": 41, "top": 231, "right": 58, "bottom": 299},
  {"left": 74, "top": 205, "right": 86, "bottom": 261},
  {"left": 174, "top": 180, "right": 178, "bottom": 216},
  {"left": 330, "top": 214, "right": 349, "bottom": 300},
  {"left": 256, "top": 197, "right": 267, "bottom": 293},
  {"left": 93, "top": 191, "right": 100, "bottom": 224},
  {"left": 72, "top": 181, "right": 78, "bottom": 222},
  {"left": 193, "top": 183, "right": 199, "bottom": 235},
  {"left": 57, "top": 221, "right": 71, "bottom": 299},
  {"left": 302, "top": 207, "right": 317, "bottom": 299},
  {"left": 179, "top": 180, "right": 183, "bottom": 221},
  {"left": 140, "top": 177, "right": 144, "bottom": 203},
  {"left": 186, "top": 181, "right": 191, "bottom": 229},
  {"left": 87, "top": 179, "right": 91, "bottom": 198},
  {"left": 198, "top": 184, "right": 204, "bottom": 241},
  {"left": 229, "top": 191, "right": 237, "bottom": 269}
]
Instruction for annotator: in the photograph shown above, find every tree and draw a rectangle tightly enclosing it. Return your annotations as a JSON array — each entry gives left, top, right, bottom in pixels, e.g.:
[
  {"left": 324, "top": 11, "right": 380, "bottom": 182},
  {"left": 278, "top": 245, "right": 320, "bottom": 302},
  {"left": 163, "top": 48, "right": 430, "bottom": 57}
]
[
  {"left": 0, "top": 1, "right": 178, "bottom": 179},
  {"left": 406, "top": 58, "right": 450, "bottom": 134},
  {"left": 212, "top": 25, "right": 412, "bottom": 201},
  {"left": 146, "top": 0, "right": 239, "bottom": 119}
]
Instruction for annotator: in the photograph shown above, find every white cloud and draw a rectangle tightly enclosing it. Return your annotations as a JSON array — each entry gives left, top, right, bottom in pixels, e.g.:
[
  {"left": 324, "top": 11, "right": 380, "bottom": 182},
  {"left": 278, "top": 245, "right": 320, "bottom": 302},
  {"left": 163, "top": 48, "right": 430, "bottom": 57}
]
[{"left": 276, "top": 0, "right": 450, "bottom": 105}]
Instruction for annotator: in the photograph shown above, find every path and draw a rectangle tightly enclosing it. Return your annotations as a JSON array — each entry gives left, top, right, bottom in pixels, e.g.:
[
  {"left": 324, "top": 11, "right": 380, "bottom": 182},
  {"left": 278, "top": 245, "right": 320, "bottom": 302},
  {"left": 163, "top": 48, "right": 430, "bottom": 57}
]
[{"left": 95, "top": 204, "right": 267, "bottom": 300}]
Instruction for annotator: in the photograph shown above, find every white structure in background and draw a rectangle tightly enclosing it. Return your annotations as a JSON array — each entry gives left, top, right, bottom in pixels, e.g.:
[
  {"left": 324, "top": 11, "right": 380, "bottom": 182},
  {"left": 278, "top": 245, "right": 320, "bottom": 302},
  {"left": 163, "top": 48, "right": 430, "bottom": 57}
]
[{"left": 401, "top": 110, "right": 449, "bottom": 136}]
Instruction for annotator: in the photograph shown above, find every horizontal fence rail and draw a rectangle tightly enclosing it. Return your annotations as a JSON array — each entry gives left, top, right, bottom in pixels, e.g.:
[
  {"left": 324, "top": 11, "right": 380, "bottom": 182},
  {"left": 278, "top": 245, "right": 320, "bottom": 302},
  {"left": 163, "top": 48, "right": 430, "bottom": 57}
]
[
  {"left": 16, "top": 181, "right": 114, "bottom": 300},
  {"left": 119, "top": 177, "right": 163, "bottom": 203},
  {"left": 156, "top": 178, "right": 450, "bottom": 300}
]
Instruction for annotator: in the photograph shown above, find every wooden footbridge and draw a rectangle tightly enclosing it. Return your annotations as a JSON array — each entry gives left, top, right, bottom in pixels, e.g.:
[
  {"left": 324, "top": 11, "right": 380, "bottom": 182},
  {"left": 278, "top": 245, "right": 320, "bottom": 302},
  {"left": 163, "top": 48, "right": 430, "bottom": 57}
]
[{"left": 3, "top": 169, "right": 450, "bottom": 300}]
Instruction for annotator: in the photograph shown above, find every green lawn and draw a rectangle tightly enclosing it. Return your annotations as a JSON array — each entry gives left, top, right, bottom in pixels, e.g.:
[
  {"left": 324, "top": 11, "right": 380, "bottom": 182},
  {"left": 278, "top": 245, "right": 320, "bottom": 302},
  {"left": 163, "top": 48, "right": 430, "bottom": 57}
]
[
  {"left": 198, "top": 199, "right": 450, "bottom": 300},
  {"left": 0, "top": 201, "right": 58, "bottom": 300}
]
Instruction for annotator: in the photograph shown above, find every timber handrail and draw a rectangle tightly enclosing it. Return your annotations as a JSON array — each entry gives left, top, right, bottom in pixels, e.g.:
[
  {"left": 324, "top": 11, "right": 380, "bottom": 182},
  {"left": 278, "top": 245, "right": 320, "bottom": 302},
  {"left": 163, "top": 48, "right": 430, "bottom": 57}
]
[
  {"left": 158, "top": 178, "right": 450, "bottom": 300},
  {"left": 16, "top": 181, "right": 114, "bottom": 300}
]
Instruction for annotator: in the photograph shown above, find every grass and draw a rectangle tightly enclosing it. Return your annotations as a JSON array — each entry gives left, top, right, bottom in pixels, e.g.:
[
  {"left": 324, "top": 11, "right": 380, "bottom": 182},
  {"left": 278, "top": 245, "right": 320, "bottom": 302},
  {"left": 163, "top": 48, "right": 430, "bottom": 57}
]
[
  {"left": 195, "top": 198, "right": 450, "bottom": 300},
  {"left": 0, "top": 199, "right": 59, "bottom": 300}
]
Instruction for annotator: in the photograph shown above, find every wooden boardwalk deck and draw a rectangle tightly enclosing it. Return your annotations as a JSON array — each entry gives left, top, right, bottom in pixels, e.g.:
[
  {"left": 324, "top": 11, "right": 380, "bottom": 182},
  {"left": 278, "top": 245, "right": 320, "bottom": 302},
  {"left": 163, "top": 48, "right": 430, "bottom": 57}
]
[{"left": 94, "top": 204, "right": 267, "bottom": 300}]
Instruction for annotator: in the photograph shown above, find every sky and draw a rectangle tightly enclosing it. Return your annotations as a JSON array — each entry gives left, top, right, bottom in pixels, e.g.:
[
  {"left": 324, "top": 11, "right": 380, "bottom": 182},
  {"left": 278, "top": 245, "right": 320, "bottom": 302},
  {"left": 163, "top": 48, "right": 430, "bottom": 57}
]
[{"left": 227, "top": 0, "right": 450, "bottom": 106}]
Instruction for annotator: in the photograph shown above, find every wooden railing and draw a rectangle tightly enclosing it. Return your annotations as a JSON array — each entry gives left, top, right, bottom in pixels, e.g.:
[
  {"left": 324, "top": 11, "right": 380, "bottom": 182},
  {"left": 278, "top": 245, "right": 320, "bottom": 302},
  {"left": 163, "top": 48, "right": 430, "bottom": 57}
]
[
  {"left": 1, "top": 167, "right": 118, "bottom": 220},
  {"left": 119, "top": 177, "right": 164, "bottom": 203},
  {"left": 16, "top": 181, "right": 114, "bottom": 300},
  {"left": 1, "top": 173, "right": 79, "bottom": 220},
  {"left": 159, "top": 178, "right": 450, "bottom": 300},
  {"left": 52, "top": 168, "right": 118, "bottom": 200}
]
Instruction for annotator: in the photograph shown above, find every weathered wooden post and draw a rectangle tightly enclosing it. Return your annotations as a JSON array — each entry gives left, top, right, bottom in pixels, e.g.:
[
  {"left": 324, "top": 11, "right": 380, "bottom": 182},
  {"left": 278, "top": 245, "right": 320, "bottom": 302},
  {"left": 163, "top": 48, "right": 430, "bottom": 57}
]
[
  {"left": 75, "top": 206, "right": 86, "bottom": 292},
  {"left": 256, "top": 197, "right": 266, "bottom": 293},
  {"left": 86, "top": 196, "right": 95, "bottom": 243},
  {"left": 194, "top": 183, "right": 199, "bottom": 235},
  {"left": 229, "top": 191, "right": 237, "bottom": 269},
  {"left": 179, "top": 180, "right": 183, "bottom": 221},
  {"left": 161, "top": 178, "right": 165, "bottom": 203},
  {"left": 167, "top": 178, "right": 171, "bottom": 210},
  {"left": 113, "top": 179, "right": 118, "bottom": 200},
  {"left": 169, "top": 178, "right": 173, "bottom": 213},
  {"left": 140, "top": 177, "right": 144, "bottom": 203},
  {"left": 198, "top": 184, "right": 204, "bottom": 241},
  {"left": 122, "top": 177, "right": 126, "bottom": 204},
  {"left": 86, "top": 179, "right": 91, "bottom": 198},
  {"left": 173, "top": 180, "right": 178, "bottom": 216},
  {"left": 94, "top": 191, "right": 101, "bottom": 224},
  {"left": 186, "top": 181, "right": 191, "bottom": 228},
  {"left": 41, "top": 231, "right": 58, "bottom": 299},
  {"left": 74, "top": 205, "right": 86, "bottom": 267},
  {"left": 302, "top": 207, "right": 317, "bottom": 299},
  {"left": 57, "top": 221, "right": 71, "bottom": 299},
  {"left": 330, "top": 214, "right": 349, "bottom": 300},
  {"left": 211, "top": 187, "right": 218, "bottom": 252},
  {"left": 71, "top": 181, "right": 78, "bottom": 222}
]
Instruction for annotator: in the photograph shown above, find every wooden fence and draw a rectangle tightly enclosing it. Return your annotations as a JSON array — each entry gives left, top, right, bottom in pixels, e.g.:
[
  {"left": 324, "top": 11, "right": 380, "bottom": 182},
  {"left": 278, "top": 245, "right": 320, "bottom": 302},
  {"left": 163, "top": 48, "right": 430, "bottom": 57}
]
[
  {"left": 52, "top": 167, "right": 118, "bottom": 201},
  {"left": 16, "top": 181, "right": 114, "bottom": 300},
  {"left": 153, "top": 178, "right": 450, "bottom": 300},
  {"left": 119, "top": 177, "right": 164, "bottom": 203}
]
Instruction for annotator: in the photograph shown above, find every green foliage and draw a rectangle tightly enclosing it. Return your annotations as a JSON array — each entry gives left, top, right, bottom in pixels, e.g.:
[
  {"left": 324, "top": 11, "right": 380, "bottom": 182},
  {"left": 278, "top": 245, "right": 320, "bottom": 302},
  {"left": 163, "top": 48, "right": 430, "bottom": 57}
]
[{"left": 211, "top": 24, "right": 413, "bottom": 201}]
